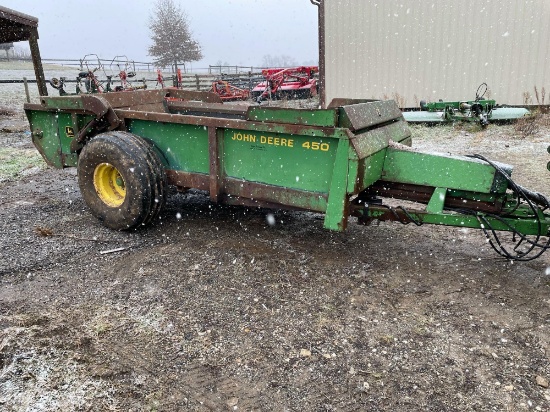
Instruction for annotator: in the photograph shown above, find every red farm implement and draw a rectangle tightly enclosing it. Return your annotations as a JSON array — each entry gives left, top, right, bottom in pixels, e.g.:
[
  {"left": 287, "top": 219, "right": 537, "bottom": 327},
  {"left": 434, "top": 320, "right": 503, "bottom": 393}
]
[
  {"left": 156, "top": 68, "right": 182, "bottom": 89},
  {"left": 251, "top": 66, "right": 318, "bottom": 102},
  {"left": 210, "top": 80, "right": 250, "bottom": 101}
]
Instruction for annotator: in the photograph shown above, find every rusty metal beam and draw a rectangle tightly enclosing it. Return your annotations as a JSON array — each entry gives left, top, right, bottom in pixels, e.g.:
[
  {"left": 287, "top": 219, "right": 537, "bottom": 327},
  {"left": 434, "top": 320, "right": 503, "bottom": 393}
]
[
  {"left": 166, "top": 100, "right": 247, "bottom": 119},
  {"left": 29, "top": 28, "right": 47, "bottom": 96},
  {"left": 223, "top": 178, "right": 327, "bottom": 212},
  {"left": 166, "top": 170, "right": 210, "bottom": 191},
  {"left": 208, "top": 127, "right": 223, "bottom": 202},
  {"left": 114, "top": 109, "right": 340, "bottom": 137},
  {"left": 165, "top": 169, "right": 328, "bottom": 212},
  {"left": 362, "top": 181, "right": 505, "bottom": 213},
  {"left": 100, "top": 89, "right": 169, "bottom": 108},
  {"left": 165, "top": 89, "right": 223, "bottom": 103}
]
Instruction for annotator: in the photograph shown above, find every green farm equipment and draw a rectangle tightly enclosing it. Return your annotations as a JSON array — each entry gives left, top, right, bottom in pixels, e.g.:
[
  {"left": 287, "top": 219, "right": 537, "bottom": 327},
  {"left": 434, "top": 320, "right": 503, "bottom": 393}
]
[
  {"left": 403, "top": 83, "right": 530, "bottom": 126},
  {"left": 24, "top": 90, "right": 550, "bottom": 261}
]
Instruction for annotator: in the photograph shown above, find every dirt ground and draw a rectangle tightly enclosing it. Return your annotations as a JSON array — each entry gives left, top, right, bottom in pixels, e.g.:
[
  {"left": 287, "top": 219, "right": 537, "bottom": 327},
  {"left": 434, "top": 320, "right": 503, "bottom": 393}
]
[{"left": 0, "top": 99, "right": 550, "bottom": 411}]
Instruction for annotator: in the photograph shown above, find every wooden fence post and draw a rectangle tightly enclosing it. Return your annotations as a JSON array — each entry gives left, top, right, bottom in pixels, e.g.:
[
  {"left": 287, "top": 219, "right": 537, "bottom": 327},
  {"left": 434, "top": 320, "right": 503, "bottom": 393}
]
[{"left": 23, "top": 77, "right": 30, "bottom": 103}]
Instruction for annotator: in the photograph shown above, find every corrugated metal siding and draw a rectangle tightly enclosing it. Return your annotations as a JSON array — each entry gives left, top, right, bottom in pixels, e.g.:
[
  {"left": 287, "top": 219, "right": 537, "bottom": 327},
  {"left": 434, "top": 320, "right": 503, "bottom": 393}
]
[{"left": 324, "top": 0, "right": 550, "bottom": 106}]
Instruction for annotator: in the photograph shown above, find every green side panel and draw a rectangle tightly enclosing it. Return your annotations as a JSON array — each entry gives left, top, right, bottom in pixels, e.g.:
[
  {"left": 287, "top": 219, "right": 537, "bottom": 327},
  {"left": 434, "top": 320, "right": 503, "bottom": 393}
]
[
  {"left": 26, "top": 109, "right": 63, "bottom": 168},
  {"left": 223, "top": 129, "right": 337, "bottom": 194},
  {"left": 351, "top": 120, "right": 411, "bottom": 159},
  {"left": 324, "top": 138, "right": 351, "bottom": 231},
  {"left": 63, "top": 154, "right": 78, "bottom": 167},
  {"left": 338, "top": 100, "right": 403, "bottom": 131},
  {"left": 347, "top": 157, "right": 359, "bottom": 193},
  {"left": 381, "top": 148, "right": 510, "bottom": 194},
  {"left": 41, "top": 96, "right": 85, "bottom": 111},
  {"left": 128, "top": 119, "right": 209, "bottom": 172},
  {"left": 346, "top": 119, "right": 411, "bottom": 192},
  {"left": 359, "top": 149, "right": 387, "bottom": 190},
  {"left": 56, "top": 113, "right": 94, "bottom": 155},
  {"left": 247, "top": 107, "right": 337, "bottom": 127}
]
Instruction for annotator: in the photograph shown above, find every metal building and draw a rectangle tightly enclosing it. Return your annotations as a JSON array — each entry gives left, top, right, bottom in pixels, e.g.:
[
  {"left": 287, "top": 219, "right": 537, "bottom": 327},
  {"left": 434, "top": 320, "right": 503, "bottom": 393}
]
[{"left": 318, "top": 0, "right": 550, "bottom": 107}]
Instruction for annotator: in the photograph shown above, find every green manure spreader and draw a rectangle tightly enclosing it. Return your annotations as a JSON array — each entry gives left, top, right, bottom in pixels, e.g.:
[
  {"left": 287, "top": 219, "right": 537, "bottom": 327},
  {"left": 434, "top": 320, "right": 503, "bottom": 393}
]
[{"left": 24, "top": 90, "right": 550, "bottom": 261}]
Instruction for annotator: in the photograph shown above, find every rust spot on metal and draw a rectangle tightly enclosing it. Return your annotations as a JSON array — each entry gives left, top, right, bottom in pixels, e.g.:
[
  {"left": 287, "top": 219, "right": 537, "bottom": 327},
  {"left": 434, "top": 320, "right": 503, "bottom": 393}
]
[
  {"left": 167, "top": 100, "right": 247, "bottom": 119},
  {"left": 208, "top": 127, "right": 223, "bottom": 202},
  {"left": 224, "top": 178, "right": 327, "bottom": 212},
  {"left": 114, "top": 109, "right": 341, "bottom": 137},
  {"left": 166, "top": 170, "right": 209, "bottom": 191},
  {"left": 361, "top": 181, "right": 504, "bottom": 213}
]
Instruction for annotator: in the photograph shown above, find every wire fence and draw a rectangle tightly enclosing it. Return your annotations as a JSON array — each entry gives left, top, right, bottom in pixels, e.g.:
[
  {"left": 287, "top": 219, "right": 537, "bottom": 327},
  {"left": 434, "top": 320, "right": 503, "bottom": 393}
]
[
  {"left": 0, "top": 71, "right": 266, "bottom": 94},
  {"left": 0, "top": 57, "right": 274, "bottom": 95},
  {"left": 0, "top": 56, "right": 269, "bottom": 75}
]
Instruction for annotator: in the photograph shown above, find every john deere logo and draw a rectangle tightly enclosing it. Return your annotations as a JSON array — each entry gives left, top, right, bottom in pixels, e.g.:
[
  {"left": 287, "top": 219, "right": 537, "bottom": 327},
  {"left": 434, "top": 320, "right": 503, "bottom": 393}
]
[{"left": 65, "top": 126, "right": 75, "bottom": 138}]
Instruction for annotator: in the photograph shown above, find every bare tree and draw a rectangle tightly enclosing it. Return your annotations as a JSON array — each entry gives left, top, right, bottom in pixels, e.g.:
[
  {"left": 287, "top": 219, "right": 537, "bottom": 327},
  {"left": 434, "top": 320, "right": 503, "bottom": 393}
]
[
  {"left": 13, "top": 45, "right": 31, "bottom": 59},
  {"left": 261, "top": 54, "right": 297, "bottom": 68},
  {"left": 148, "top": 0, "right": 202, "bottom": 75}
]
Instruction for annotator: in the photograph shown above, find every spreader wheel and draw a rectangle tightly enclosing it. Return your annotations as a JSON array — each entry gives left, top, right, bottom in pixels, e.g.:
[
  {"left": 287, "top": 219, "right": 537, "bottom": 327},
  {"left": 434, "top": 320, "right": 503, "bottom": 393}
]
[{"left": 77, "top": 131, "right": 166, "bottom": 230}]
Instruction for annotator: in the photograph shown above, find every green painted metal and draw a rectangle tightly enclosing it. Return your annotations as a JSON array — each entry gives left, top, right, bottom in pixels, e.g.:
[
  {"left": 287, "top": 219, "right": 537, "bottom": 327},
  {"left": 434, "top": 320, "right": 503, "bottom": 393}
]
[
  {"left": 128, "top": 119, "right": 210, "bottom": 172},
  {"left": 351, "top": 120, "right": 411, "bottom": 159},
  {"left": 447, "top": 189, "right": 503, "bottom": 204},
  {"left": 23, "top": 93, "right": 550, "bottom": 260},
  {"left": 338, "top": 100, "right": 403, "bottom": 131},
  {"left": 26, "top": 109, "right": 63, "bottom": 168},
  {"left": 403, "top": 106, "right": 530, "bottom": 124},
  {"left": 423, "top": 99, "right": 497, "bottom": 112},
  {"left": 223, "top": 128, "right": 337, "bottom": 194},
  {"left": 324, "top": 138, "right": 351, "bottom": 230},
  {"left": 381, "top": 148, "right": 510, "bottom": 194},
  {"left": 365, "top": 205, "right": 550, "bottom": 237},
  {"left": 247, "top": 107, "right": 338, "bottom": 127},
  {"left": 426, "top": 187, "right": 447, "bottom": 214},
  {"left": 40, "top": 96, "right": 86, "bottom": 111},
  {"left": 56, "top": 113, "right": 89, "bottom": 154},
  {"left": 357, "top": 149, "right": 387, "bottom": 191}
]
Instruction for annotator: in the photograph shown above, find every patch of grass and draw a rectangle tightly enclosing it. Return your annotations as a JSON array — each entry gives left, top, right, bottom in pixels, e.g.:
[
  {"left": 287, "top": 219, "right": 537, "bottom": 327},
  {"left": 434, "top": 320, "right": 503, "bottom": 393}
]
[
  {"left": 455, "top": 121, "right": 484, "bottom": 134},
  {"left": 378, "top": 334, "right": 394, "bottom": 346},
  {"left": 0, "top": 107, "right": 16, "bottom": 116},
  {"left": 409, "top": 123, "right": 455, "bottom": 140},
  {"left": 0, "top": 147, "right": 45, "bottom": 181},
  {"left": 15, "top": 313, "right": 50, "bottom": 327},
  {"left": 89, "top": 317, "right": 113, "bottom": 337},
  {"left": 513, "top": 111, "right": 550, "bottom": 137},
  {"left": 92, "top": 322, "right": 112, "bottom": 336}
]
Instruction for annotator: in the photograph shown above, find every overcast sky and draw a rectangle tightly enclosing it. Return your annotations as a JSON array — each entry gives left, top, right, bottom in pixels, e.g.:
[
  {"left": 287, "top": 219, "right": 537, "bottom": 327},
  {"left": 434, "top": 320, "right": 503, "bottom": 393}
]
[{"left": 3, "top": 0, "right": 319, "bottom": 69}]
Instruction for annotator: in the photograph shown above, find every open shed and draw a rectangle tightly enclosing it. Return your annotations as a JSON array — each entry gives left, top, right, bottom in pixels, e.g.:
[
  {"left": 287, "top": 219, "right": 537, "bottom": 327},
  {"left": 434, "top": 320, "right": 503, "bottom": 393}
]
[{"left": 0, "top": 6, "right": 47, "bottom": 96}]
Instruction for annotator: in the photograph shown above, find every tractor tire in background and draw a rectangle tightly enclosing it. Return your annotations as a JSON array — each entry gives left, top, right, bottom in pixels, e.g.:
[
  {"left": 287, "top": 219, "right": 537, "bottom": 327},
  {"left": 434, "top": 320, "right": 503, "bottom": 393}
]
[{"left": 77, "top": 131, "right": 166, "bottom": 230}]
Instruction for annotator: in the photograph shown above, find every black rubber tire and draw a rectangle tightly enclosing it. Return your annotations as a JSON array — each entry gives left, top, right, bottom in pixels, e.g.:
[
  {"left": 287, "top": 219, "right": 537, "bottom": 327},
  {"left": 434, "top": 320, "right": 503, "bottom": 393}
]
[{"left": 77, "top": 131, "right": 166, "bottom": 230}]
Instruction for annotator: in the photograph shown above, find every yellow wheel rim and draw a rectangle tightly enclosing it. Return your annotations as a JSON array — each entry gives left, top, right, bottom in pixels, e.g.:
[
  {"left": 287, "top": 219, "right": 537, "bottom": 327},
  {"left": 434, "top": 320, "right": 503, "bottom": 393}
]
[{"left": 93, "top": 163, "right": 126, "bottom": 207}]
